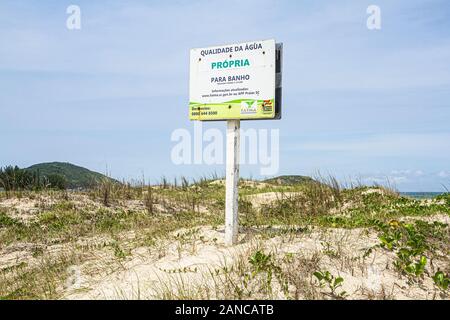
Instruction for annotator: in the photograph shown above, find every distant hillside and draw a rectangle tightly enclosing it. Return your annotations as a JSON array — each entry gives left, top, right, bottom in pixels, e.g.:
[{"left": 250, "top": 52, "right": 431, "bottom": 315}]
[
  {"left": 263, "top": 175, "right": 316, "bottom": 185},
  {"left": 26, "top": 162, "right": 117, "bottom": 189}
]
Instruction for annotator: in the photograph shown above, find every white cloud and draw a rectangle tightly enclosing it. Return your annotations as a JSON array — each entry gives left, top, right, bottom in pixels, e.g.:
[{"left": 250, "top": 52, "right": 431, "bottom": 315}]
[
  {"left": 391, "top": 170, "right": 424, "bottom": 177},
  {"left": 414, "top": 170, "right": 424, "bottom": 176},
  {"left": 391, "top": 169, "right": 411, "bottom": 175},
  {"left": 438, "top": 171, "right": 450, "bottom": 178},
  {"left": 363, "top": 175, "right": 408, "bottom": 186}
]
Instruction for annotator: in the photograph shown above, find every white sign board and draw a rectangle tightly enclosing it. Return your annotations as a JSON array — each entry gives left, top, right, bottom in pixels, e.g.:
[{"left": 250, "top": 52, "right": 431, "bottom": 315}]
[{"left": 189, "top": 39, "right": 277, "bottom": 120}]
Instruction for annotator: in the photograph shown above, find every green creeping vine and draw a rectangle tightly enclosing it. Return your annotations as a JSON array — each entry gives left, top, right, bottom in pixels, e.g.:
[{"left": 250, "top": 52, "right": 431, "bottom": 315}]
[
  {"left": 432, "top": 271, "right": 449, "bottom": 292},
  {"left": 374, "top": 219, "right": 449, "bottom": 285},
  {"left": 313, "top": 270, "right": 347, "bottom": 298},
  {"left": 247, "top": 250, "right": 288, "bottom": 297}
]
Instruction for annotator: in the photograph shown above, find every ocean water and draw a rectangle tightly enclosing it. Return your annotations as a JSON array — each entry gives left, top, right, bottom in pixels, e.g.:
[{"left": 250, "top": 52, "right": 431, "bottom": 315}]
[{"left": 400, "top": 192, "right": 447, "bottom": 199}]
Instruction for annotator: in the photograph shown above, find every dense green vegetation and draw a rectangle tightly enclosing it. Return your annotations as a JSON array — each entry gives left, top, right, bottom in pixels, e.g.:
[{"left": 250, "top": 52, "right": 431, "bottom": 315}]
[
  {"left": 0, "top": 165, "right": 66, "bottom": 193},
  {"left": 26, "top": 162, "right": 117, "bottom": 189},
  {"left": 263, "top": 175, "right": 316, "bottom": 185},
  {"left": 374, "top": 219, "right": 448, "bottom": 284},
  {"left": 0, "top": 162, "right": 118, "bottom": 193}
]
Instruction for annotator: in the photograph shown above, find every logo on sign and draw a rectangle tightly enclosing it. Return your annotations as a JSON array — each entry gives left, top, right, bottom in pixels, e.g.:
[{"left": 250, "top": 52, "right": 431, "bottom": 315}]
[
  {"left": 240, "top": 100, "right": 257, "bottom": 114},
  {"left": 262, "top": 100, "right": 273, "bottom": 113}
]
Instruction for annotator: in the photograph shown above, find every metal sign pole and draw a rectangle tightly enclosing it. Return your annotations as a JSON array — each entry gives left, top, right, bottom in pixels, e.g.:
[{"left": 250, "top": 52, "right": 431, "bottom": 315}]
[{"left": 225, "top": 119, "right": 240, "bottom": 245}]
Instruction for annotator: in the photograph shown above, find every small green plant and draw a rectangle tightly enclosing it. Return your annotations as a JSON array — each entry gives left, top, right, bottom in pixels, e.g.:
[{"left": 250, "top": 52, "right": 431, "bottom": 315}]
[
  {"left": 249, "top": 251, "right": 273, "bottom": 274},
  {"left": 394, "top": 252, "right": 427, "bottom": 277},
  {"left": 313, "top": 270, "right": 347, "bottom": 298},
  {"left": 283, "top": 252, "right": 295, "bottom": 263},
  {"left": 432, "top": 271, "right": 449, "bottom": 292},
  {"left": 247, "top": 250, "right": 288, "bottom": 297},
  {"left": 378, "top": 229, "right": 401, "bottom": 250},
  {"left": 0, "top": 212, "right": 20, "bottom": 227},
  {"left": 160, "top": 266, "right": 198, "bottom": 274},
  {"left": 321, "top": 241, "right": 339, "bottom": 258},
  {"left": 110, "top": 241, "right": 127, "bottom": 260}
]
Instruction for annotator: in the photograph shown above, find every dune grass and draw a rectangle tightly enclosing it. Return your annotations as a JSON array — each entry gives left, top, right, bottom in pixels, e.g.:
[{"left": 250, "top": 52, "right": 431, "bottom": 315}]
[{"left": 0, "top": 177, "right": 449, "bottom": 299}]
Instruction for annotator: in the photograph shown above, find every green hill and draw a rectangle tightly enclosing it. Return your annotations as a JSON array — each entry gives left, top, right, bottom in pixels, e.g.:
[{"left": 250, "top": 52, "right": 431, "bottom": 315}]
[
  {"left": 26, "top": 162, "right": 117, "bottom": 189},
  {"left": 263, "top": 175, "right": 316, "bottom": 185}
]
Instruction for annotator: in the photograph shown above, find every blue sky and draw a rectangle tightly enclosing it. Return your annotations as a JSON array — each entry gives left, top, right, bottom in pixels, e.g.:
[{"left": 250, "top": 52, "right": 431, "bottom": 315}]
[{"left": 1, "top": 0, "right": 449, "bottom": 191}]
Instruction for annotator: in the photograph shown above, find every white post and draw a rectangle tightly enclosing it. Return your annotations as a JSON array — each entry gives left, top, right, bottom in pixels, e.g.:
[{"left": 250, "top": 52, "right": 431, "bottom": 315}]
[{"left": 225, "top": 119, "right": 240, "bottom": 245}]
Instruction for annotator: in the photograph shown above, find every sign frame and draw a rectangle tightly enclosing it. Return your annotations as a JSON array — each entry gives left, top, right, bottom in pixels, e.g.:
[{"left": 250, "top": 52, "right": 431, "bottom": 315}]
[{"left": 189, "top": 39, "right": 282, "bottom": 121}]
